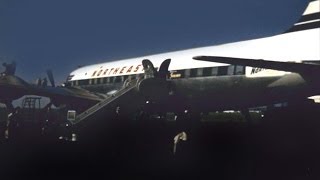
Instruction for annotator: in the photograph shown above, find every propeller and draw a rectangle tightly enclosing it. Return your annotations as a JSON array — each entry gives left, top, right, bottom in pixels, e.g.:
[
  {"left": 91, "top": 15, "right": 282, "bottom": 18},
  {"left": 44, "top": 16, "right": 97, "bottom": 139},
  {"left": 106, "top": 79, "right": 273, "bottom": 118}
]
[
  {"left": 142, "top": 59, "right": 171, "bottom": 79},
  {"left": 46, "top": 69, "right": 55, "bottom": 87},
  {"left": 158, "top": 59, "right": 171, "bottom": 78},
  {"left": 138, "top": 59, "right": 171, "bottom": 101},
  {"left": 142, "top": 59, "right": 157, "bottom": 78}
]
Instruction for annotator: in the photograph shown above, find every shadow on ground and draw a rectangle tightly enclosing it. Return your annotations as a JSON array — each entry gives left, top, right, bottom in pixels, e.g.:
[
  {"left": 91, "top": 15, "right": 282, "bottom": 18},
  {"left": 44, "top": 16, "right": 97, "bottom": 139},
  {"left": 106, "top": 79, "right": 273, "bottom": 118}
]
[{"left": 1, "top": 106, "right": 320, "bottom": 179}]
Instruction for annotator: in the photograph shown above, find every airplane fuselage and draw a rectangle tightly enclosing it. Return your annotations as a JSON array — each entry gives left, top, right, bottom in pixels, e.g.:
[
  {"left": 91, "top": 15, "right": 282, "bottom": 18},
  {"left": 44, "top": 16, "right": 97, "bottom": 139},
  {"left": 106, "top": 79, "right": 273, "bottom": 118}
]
[
  {"left": 1, "top": 0, "right": 318, "bottom": 113},
  {"left": 67, "top": 24, "right": 320, "bottom": 111}
]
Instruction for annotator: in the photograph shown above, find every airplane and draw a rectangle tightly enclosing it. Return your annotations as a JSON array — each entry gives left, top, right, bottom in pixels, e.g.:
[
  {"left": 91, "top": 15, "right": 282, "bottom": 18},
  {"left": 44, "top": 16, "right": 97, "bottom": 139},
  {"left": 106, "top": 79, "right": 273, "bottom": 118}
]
[{"left": 0, "top": 0, "right": 319, "bottom": 124}]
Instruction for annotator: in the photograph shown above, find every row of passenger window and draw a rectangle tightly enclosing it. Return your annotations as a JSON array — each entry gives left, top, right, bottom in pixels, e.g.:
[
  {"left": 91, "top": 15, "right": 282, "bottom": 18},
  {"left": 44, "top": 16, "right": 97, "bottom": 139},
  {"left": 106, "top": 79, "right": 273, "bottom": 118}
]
[
  {"left": 176, "top": 65, "right": 245, "bottom": 78},
  {"left": 70, "top": 65, "right": 245, "bottom": 86},
  {"left": 72, "top": 74, "right": 141, "bottom": 86}
]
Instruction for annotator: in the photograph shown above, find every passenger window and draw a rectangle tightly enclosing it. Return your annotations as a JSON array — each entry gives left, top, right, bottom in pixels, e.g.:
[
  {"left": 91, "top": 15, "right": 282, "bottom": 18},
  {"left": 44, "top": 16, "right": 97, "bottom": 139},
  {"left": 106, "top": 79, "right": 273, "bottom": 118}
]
[
  {"left": 103, "top": 78, "right": 108, "bottom": 84},
  {"left": 109, "top": 77, "right": 114, "bottom": 83},
  {"left": 227, "top": 65, "right": 235, "bottom": 75},
  {"left": 197, "top": 68, "right": 203, "bottom": 77},
  {"left": 115, "top": 76, "right": 121, "bottom": 83},
  {"left": 79, "top": 80, "right": 88, "bottom": 85},
  {"left": 97, "top": 78, "right": 101, "bottom": 84},
  {"left": 184, "top": 69, "right": 190, "bottom": 78},
  {"left": 190, "top": 69, "right": 197, "bottom": 77},
  {"left": 217, "top": 66, "right": 228, "bottom": 76},
  {"left": 212, "top": 67, "right": 218, "bottom": 76},
  {"left": 203, "top": 67, "right": 212, "bottom": 77},
  {"left": 235, "top": 65, "right": 245, "bottom": 75}
]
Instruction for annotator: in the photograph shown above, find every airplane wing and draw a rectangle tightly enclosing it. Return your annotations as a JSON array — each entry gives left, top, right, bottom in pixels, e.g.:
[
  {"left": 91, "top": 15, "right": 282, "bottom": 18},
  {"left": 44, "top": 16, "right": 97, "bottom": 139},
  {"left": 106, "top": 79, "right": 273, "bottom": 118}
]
[
  {"left": 193, "top": 56, "right": 320, "bottom": 75},
  {"left": 31, "top": 85, "right": 105, "bottom": 102},
  {"left": 0, "top": 74, "right": 105, "bottom": 107}
]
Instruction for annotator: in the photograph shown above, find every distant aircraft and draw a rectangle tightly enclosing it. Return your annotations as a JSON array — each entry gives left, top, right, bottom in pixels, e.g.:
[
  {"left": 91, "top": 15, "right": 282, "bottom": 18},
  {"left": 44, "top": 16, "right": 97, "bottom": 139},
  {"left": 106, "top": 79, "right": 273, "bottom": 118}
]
[{"left": 0, "top": 0, "right": 319, "bottom": 121}]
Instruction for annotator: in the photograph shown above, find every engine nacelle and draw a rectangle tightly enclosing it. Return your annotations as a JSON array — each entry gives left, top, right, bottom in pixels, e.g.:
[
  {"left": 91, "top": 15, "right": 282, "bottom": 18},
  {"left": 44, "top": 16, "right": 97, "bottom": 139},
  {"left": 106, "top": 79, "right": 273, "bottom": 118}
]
[{"left": 136, "top": 78, "right": 170, "bottom": 101}]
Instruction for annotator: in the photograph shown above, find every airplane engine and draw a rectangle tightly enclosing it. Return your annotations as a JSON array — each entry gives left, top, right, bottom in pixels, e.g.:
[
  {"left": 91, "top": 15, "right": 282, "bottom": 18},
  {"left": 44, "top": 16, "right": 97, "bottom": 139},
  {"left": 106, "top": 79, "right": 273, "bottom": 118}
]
[{"left": 136, "top": 78, "right": 170, "bottom": 102}]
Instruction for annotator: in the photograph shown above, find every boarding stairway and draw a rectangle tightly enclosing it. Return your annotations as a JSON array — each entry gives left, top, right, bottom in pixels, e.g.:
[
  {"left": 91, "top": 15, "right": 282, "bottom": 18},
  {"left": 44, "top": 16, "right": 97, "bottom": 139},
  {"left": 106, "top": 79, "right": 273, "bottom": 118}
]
[
  {"left": 20, "top": 96, "right": 42, "bottom": 122},
  {"left": 69, "top": 59, "right": 171, "bottom": 127},
  {"left": 70, "top": 79, "right": 140, "bottom": 126}
]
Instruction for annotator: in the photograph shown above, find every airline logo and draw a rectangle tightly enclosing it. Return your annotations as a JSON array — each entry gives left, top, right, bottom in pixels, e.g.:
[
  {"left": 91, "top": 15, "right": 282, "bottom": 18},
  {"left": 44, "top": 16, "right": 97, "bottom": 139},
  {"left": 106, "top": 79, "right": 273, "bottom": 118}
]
[
  {"left": 91, "top": 64, "right": 143, "bottom": 77},
  {"left": 246, "top": 67, "right": 290, "bottom": 78}
]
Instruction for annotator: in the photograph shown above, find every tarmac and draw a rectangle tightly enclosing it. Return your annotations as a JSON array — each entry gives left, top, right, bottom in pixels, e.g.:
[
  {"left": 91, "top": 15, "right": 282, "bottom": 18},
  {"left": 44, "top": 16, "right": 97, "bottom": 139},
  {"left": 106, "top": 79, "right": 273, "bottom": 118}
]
[{"left": 1, "top": 105, "right": 320, "bottom": 179}]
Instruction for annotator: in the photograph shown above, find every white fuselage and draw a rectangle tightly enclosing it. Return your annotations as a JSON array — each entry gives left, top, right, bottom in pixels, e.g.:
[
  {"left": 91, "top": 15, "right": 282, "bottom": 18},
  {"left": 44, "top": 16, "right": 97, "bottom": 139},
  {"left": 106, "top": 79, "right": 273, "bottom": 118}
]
[
  {"left": 68, "top": 0, "right": 320, "bottom": 81},
  {"left": 68, "top": 28, "right": 320, "bottom": 81},
  {"left": 65, "top": 1, "right": 319, "bottom": 110}
]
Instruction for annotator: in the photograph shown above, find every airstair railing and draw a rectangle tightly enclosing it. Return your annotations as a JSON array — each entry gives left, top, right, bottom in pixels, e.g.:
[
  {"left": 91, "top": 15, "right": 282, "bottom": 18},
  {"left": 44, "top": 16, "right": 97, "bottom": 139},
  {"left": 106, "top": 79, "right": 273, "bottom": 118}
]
[{"left": 71, "top": 79, "right": 138, "bottom": 125}]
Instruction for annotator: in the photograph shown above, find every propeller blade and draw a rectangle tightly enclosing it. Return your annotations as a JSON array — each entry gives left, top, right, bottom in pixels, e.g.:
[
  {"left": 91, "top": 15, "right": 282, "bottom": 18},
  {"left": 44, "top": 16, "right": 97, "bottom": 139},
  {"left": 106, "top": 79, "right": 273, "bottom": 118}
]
[
  {"left": 46, "top": 69, "right": 55, "bottom": 87},
  {"left": 142, "top": 59, "right": 171, "bottom": 79},
  {"left": 142, "top": 59, "right": 157, "bottom": 78},
  {"left": 158, "top": 59, "right": 171, "bottom": 78}
]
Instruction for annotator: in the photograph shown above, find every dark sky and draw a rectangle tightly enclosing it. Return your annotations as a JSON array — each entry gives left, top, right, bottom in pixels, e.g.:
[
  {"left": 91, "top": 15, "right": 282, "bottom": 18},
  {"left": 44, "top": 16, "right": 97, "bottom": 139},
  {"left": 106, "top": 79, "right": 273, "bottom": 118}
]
[{"left": 0, "top": 0, "right": 308, "bottom": 84}]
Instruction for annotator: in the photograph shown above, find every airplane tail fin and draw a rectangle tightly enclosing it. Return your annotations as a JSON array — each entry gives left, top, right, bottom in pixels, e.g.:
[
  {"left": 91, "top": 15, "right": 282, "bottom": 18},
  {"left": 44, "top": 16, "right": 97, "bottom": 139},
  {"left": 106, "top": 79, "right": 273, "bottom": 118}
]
[{"left": 285, "top": 0, "right": 319, "bottom": 33}]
